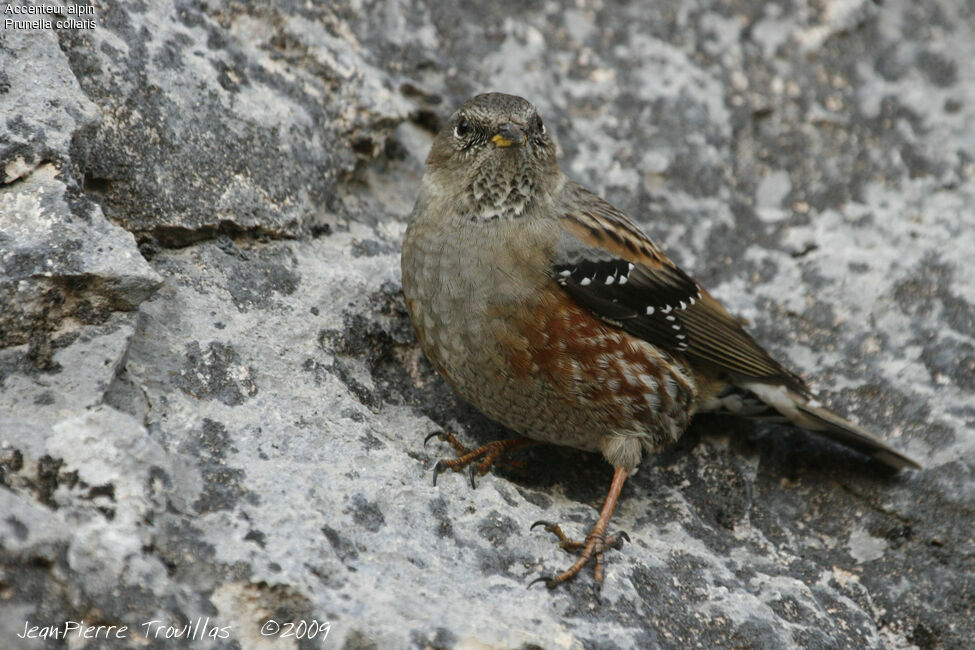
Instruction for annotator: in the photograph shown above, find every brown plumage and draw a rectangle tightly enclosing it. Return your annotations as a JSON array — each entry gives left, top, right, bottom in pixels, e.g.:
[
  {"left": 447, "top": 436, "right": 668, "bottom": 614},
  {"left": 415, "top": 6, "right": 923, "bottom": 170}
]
[{"left": 401, "top": 92, "right": 920, "bottom": 590}]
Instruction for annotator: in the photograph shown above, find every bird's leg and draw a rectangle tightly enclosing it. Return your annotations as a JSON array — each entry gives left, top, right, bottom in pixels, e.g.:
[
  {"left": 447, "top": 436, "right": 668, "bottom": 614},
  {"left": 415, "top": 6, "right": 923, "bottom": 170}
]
[
  {"left": 424, "top": 432, "right": 540, "bottom": 487},
  {"left": 530, "top": 466, "right": 630, "bottom": 590}
]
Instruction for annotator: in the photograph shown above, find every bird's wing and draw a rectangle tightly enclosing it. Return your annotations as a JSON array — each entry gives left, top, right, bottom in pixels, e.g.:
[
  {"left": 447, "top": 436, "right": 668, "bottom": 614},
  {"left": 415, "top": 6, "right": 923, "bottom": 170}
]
[{"left": 552, "top": 182, "right": 809, "bottom": 395}]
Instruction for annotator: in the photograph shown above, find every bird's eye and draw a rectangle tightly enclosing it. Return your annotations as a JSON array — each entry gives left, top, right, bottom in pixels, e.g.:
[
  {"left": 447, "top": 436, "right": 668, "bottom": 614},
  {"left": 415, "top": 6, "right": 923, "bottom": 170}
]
[
  {"left": 454, "top": 117, "right": 470, "bottom": 139},
  {"left": 533, "top": 113, "right": 545, "bottom": 134}
]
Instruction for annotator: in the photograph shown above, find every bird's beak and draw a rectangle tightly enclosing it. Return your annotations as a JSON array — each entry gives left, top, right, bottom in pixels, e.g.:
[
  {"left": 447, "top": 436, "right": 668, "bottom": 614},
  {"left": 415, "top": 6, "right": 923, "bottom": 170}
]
[{"left": 491, "top": 122, "right": 525, "bottom": 148}]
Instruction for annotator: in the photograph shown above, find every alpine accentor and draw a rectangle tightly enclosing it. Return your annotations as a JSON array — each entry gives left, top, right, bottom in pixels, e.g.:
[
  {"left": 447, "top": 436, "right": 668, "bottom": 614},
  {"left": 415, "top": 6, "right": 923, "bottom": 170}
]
[{"left": 401, "top": 92, "right": 919, "bottom": 589}]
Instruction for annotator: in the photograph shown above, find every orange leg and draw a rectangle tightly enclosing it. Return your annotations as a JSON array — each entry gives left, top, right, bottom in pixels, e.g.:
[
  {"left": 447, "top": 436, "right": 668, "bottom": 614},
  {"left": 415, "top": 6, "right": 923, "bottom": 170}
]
[
  {"left": 424, "top": 432, "right": 540, "bottom": 488},
  {"left": 530, "top": 466, "right": 630, "bottom": 590}
]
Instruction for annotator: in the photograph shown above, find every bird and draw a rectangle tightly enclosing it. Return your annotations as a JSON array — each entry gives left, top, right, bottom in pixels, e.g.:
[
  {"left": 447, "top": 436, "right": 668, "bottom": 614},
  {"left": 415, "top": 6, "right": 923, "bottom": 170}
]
[{"left": 400, "top": 92, "right": 920, "bottom": 590}]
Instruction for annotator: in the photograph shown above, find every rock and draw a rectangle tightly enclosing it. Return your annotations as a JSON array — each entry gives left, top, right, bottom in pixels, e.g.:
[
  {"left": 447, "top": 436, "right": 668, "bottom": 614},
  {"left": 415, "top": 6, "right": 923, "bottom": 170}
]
[
  {"left": 1, "top": 0, "right": 973, "bottom": 648},
  {"left": 0, "top": 16, "right": 161, "bottom": 351},
  {"left": 0, "top": 165, "right": 162, "bottom": 348},
  {"left": 0, "top": 24, "right": 98, "bottom": 185},
  {"left": 56, "top": 1, "right": 412, "bottom": 242}
]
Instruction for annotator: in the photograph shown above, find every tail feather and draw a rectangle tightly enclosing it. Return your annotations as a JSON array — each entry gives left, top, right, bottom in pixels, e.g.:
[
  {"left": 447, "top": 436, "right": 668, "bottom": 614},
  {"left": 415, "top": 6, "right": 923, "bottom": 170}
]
[
  {"left": 794, "top": 400, "right": 921, "bottom": 470},
  {"left": 702, "top": 382, "right": 921, "bottom": 471}
]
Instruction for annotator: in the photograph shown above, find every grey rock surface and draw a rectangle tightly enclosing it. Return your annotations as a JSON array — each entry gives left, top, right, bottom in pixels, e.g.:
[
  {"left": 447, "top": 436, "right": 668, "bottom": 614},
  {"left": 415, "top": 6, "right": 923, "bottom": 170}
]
[{"left": 1, "top": 0, "right": 973, "bottom": 648}]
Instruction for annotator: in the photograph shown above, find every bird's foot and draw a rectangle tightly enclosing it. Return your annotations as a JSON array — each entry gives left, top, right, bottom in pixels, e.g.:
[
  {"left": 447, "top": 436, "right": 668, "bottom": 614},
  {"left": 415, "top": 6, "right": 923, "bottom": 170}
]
[
  {"left": 528, "top": 520, "right": 629, "bottom": 590},
  {"left": 528, "top": 466, "right": 630, "bottom": 592},
  {"left": 424, "top": 432, "right": 539, "bottom": 488}
]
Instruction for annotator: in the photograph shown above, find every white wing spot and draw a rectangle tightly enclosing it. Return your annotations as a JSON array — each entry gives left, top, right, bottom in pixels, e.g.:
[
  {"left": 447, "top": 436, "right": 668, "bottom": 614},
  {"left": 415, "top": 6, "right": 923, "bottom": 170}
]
[
  {"left": 605, "top": 276, "right": 615, "bottom": 285},
  {"left": 661, "top": 305, "right": 672, "bottom": 313},
  {"left": 646, "top": 306, "right": 655, "bottom": 315},
  {"left": 559, "top": 269, "right": 572, "bottom": 277},
  {"left": 675, "top": 334, "right": 686, "bottom": 340},
  {"left": 679, "top": 301, "right": 687, "bottom": 310},
  {"left": 665, "top": 315, "right": 676, "bottom": 322},
  {"left": 618, "top": 276, "right": 628, "bottom": 285},
  {"left": 628, "top": 263, "right": 635, "bottom": 271},
  {"left": 688, "top": 296, "right": 696, "bottom": 305},
  {"left": 672, "top": 324, "right": 681, "bottom": 330},
  {"left": 580, "top": 277, "right": 592, "bottom": 286}
]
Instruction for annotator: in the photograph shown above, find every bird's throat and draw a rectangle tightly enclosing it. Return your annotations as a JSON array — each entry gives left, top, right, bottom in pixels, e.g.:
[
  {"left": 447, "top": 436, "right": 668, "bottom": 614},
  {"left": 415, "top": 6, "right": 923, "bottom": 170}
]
[{"left": 467, "top": 165, "right": 539, "bottom": 221}]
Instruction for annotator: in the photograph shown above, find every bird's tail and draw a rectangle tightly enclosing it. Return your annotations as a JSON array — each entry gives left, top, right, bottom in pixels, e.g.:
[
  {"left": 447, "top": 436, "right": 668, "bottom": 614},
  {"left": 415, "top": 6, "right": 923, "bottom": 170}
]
[{"left": 699, "top": 382, "right": 921, "bottom": 470}]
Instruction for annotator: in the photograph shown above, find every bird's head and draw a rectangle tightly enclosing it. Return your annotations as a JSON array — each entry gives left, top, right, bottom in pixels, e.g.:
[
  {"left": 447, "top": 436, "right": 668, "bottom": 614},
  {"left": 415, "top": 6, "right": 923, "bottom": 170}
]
[{"left": 425, "top": 93, "right": 560, "bottom": 220}]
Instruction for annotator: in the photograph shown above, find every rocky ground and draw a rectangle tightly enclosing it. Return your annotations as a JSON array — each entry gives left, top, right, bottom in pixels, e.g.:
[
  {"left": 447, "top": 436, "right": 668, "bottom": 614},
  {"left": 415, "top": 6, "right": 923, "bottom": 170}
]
[{"left": 1, "top": 0, "right": 973, "bottom": 648}]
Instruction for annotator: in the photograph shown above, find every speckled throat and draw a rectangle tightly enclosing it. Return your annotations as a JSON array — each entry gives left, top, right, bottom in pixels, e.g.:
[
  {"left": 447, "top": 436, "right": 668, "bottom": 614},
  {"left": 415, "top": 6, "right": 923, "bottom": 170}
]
[{"left": 466, "top": 159, "right": 538, "bottom": 221}]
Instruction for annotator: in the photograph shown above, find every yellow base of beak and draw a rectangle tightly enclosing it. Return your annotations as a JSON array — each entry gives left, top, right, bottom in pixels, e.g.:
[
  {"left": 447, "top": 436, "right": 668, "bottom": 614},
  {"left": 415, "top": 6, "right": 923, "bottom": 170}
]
[{"left": 491, "top": 134, "right": 514, "bottom": 148}]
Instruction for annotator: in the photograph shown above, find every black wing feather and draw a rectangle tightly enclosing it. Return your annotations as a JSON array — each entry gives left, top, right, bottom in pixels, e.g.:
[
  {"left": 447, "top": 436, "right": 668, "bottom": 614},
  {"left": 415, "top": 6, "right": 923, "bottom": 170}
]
[
  {"left": 554, "top": 258, "right": 696, "bottom": 352},
  {"left": 553, "top": 251, "right": 808, "bottom": 394}
]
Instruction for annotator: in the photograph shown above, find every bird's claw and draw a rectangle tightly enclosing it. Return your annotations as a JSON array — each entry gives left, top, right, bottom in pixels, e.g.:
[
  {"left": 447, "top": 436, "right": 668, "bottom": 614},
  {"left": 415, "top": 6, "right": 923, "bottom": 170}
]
[
  {"left": 527, "top": 575, "right": 556, "bottom": 589},
  {"left": 610, "top": 530, "right": 630, "bottom": 548},
  {"left": 530, "top": 519, "right": 628, "bottom": 589},
  {"left": 425, "top": 434, "right": 537, "bottom": 489},
  {"left": 429, "top": 454, "right": 480, "bottom": 489},
  {"left": 431, "top": 460, "right": 446, "bottom": 486}
]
